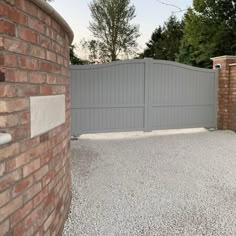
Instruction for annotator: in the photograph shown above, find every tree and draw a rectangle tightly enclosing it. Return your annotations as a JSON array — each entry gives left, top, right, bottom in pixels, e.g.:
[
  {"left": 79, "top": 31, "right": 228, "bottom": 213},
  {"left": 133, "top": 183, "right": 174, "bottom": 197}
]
[
  {"left": 70, "top": 45, "right": 86, "bottom": 65},
  {"left": 177, "top": 0, "right": 236, "bottom": 68},
  {"left": 140, "top": 16, "right": 183, "bottom": 61},
  {"left": 89, "top": 0, "right": 140, "bottom": 61},
  {"left": 82, "top": 39, "right": 108, "bottom": 64}
]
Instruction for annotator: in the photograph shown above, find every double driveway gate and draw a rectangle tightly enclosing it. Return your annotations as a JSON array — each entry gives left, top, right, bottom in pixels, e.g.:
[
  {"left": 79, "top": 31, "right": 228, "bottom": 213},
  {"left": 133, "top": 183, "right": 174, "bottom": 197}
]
[{"left": 71, "top": 59, "right": 217, "bottom": 135}]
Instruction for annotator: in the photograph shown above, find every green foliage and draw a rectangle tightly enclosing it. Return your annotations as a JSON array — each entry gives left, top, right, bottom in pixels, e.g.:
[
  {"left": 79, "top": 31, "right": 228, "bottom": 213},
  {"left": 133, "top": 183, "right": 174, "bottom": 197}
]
[
  {"left": 140, "top": 16, "right": 183, "bottom": 61},
  {"left": 177, "top": 0, "right": 236, "bottom": 68},
  {"left": 70, "top": 45, "right": 87, "bottom": 65},
  {"left": 89, "top": 0, "right": 140, "bottom": 61},
  {"left": 82, "top": 39, "right": 110, "bottom": 64}
]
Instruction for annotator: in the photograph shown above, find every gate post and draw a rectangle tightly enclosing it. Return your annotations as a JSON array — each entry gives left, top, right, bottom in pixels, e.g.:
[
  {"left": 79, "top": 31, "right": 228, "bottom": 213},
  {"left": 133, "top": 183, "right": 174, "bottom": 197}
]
[
  {"left": 211, "top": 56, "right": 236, "bottom": 131},
  {"left": 144, "top": 58, "right": 153, "bottom": 132}
]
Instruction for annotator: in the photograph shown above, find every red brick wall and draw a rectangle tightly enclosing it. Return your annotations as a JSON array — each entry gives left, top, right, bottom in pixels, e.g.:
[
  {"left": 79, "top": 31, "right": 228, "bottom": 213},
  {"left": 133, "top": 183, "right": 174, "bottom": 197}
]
[
  {"left": 0, "top": 0, "right": 73, "bottom": 235},
  {"left": 212, "top": 56, "right": 236, "bottom": 131}
]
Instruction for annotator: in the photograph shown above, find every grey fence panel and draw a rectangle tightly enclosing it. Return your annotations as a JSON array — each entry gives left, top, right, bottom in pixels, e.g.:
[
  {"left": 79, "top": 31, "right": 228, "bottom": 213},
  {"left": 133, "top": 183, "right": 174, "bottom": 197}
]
[
  {"left": 71, "top": 59, "right": 217, "bottom": 135},
  {"left": 71, "top": 60, "right": 146, "bottom": 135}
]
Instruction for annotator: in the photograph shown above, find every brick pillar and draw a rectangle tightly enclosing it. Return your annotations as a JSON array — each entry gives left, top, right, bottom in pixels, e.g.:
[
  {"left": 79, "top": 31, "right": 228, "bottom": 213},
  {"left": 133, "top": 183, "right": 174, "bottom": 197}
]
[
  {"left": 0, "top": 0, "right": 73, "bottom": 235},
  {"left": 211, "top": 56, "right": 236, "bottom": 131}
]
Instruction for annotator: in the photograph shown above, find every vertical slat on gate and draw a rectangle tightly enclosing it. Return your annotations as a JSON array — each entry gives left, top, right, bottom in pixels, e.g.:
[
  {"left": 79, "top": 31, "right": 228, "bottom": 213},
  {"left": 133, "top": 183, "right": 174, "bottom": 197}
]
[{"left": 144, "top": 58, "right": 153, "bottom": 131}]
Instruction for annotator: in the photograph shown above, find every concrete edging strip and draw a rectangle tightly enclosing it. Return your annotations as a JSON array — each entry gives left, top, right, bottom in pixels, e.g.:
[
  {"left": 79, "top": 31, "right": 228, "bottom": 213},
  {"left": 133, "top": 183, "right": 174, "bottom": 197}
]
[{"left": 30, "top": 0, "right": 74, "bottom": 44}]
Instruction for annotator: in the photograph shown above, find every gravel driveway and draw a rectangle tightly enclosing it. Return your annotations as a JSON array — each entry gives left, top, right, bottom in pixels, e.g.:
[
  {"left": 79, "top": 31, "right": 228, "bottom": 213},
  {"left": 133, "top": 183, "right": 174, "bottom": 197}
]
[{"left": 63, "top": 129, "right": 236, "bottom": 236}]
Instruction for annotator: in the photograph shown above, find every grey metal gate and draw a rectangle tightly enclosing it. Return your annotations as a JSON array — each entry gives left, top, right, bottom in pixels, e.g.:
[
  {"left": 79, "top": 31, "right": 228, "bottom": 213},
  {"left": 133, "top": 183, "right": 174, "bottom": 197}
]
[{"left": 71, "top": 59, "right": 217, "bottom": 135}]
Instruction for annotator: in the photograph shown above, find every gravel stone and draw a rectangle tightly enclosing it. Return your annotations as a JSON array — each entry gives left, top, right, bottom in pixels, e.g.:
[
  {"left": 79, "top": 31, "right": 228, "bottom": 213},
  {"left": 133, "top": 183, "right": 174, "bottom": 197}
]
[{"left": 63, "top": 129, "right": 236, "bottom": 236}]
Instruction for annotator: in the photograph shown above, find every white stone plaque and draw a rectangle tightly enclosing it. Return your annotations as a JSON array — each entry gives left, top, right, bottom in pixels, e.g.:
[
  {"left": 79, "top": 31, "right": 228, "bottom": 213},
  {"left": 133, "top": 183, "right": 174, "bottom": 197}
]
[{"left": 30, "top": 95, "right": 65, "bottom": 138}]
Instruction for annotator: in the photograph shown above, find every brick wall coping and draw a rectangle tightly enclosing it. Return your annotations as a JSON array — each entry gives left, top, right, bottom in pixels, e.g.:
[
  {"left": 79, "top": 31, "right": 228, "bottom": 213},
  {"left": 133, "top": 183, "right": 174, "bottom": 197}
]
[
  {"left": 211, "top": 55, "right": 236, "bottom": 60},
  {"left": 229, "top": 63, "right": 236, "bottom": 66},
  {"left": 30, "top": 0, "right": 74, "bottom": 43}
]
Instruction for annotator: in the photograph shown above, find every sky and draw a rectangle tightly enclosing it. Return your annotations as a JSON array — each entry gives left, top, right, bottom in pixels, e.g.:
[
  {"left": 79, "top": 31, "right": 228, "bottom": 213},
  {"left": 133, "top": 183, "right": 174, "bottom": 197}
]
[{"left": 51, "top": 0, "right": 192, "bottom": 58}]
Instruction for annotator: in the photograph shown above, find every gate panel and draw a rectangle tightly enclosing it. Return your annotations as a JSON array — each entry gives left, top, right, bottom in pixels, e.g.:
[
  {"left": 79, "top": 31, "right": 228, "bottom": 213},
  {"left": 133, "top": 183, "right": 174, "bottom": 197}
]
[
  {"left": 71, "top": 61, "right": 145, "bottom": 135},
  {"left": 150, "top": 61, "right": 217, "bottom": 129}
]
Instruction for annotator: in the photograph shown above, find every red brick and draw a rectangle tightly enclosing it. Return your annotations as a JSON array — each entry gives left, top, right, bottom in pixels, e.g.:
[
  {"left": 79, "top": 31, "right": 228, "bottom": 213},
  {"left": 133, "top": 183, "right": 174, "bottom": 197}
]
[
  {"left": 20, "top": 136, "right": 40, "bottom": 152},
  {"left": 50, "top": 211, "right": 60, "bottom": 233},
  {"left": 4, "top": 38, "right": 29, "bottom": 54},
  {"left": 5, "top": 0, "right": 15, "bottom": 6},
  {"left": 64, "top": 58, "right": 69, "bottom": 68},
  {"left": 0, "top": 114, "right": 18, "bottom": 128},
  {"left": 40, "top": 85, "right": 52, "bottom": 95},
  {"left": 0, "top": 162, "right": 5, "bottom": 176},
  {"left": 56, "top": 34, "right": 63, "bottom": 46},
  {"left": 0, "top": 143, "right": 20, "bottom": 162},
  {"left": 11, "top": 200, "right": 33, "bottom": 226},
  {"left": 19, "top": 111, "right": 30, "bottom": 124},
  {"left": 0, "top": 219, "right": 9, "bottom": 236},
  {"left": 45, "top": 27, "right": 54, "bottom": 39},
  {"left": 40, "top": 151, "right": 52, "bottom": 166},
  {"left": 40, "top": 133, "right": 49, "bottom": 143},
  {"left": 0, "top": 98, "right": 29, "bottom": 113},
  {"left": 18, "top": 26, "right": 38, "bottom": 44},
  {"left": 24, "top": 226, "right": 35, "bottom": 236},
  {"left": 23, "top": 181, "right": 42, "bottom": 202},
  {"left": 43, "top": 169, "right": 55, "bottom": 187},
  {"left": 51, "top": 42, "right": 61, "bottom": 55},
  {"left": 46, "top": 50, "right": 56, "bottom": 62},
  {"left": 0, "top": 20, "right": 15, "bottom": 36},
  {"left": 43, "top": 210, "right": 55, "bottom": 231},
  {"left": 18, "top": 56, "right": 38, "bottom": 70},
  {"left": 38, "top": 8, "right": 51, "bottom": 26},
  {"left": 28, "top": 17, "right": 45, "bottom": 34},
  {"left": 23, "top": 205, "right": 41, "bottom": 230},
  {"left": 33, "top": 186, "right": 48, "bottom": 207},
  {"left": 8, "top": 7, "right": 27, "bottom": 25},
  {"left": 46, "top": 74, "right": 56, "bottom": 84},
  {"left": 52, "top": 64, "right": 61, "bottom": 74},
  {"left": 61, "top": 66, "right": 69, "bottom": 76},
  {"left": 17, "top": 84, "right": 39, "bottom": 96},
  {"left": 3, "top": 54, "right": 18, "bottom": 67},
  {"left": 0, "top": 196, "right": 23, "bottom": 222},
  {"left": 23, "top": 158, "right": 40, "bottom": 177},
  {"left": 29, "top": 72, "right": 46, "bottom": 84},
  {"left": 12, "top": 176, "right": 33, "bottom": 197},
  {"left": 16, "top": 0, "right": 38, "bottom": 17},
  {"left": 5, "top": 69, "right": 28, "bottom": 82},
  {"left": 34, "top": 165, "right": 49, "bottom": 182},
  {"left": 51, "top": 19, "right": 60, "bottom": 33},
  {"left": 29, "top": 45, "right": 46, "bottom": 59},
  {"left": 39, "top": 61, "right": 52, "bottom": 73},
  {"left": 14, "top": 221, "right": 24, "bottom": 236},
  {"left": 11, "top": 124, "right": 30, "bottom": 140},
  {"left": 9, "top": 142, "right": 48, "bottom": 171},
  {"left": 0, "top": 189, "right": 11, "bottom": 208},
  {"left": 0, "top": 54, "right": 3, "bottom": 65},
  {"left": 0, "top": 169, "right": 21, "bottom": 192},
  {"left": 8, "top": 153, "right": 28, "bottom": 171},
  {"left": 56, "top": 76, "right": 66, "bottom": 85},
  {"left": 57, "top": 55, "right": 64, "bottom": 65},
  {"left": 0, "top": 84, "right": 17, "bottom": 97},
  {"left": 0, "top": 2, "right": 9, "bottom": 18},
  {"left": 39, "top": 35, "right": 51, "bottom": 49},
  {"left": 52, "top": 85, "right": 66, "bottom": 95}
]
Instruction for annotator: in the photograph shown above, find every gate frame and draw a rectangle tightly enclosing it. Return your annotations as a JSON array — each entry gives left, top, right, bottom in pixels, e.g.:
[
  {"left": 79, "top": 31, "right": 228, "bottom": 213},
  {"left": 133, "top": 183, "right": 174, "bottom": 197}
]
[{"left": 71, "top": 59, "right": 218, "bottom": 135}]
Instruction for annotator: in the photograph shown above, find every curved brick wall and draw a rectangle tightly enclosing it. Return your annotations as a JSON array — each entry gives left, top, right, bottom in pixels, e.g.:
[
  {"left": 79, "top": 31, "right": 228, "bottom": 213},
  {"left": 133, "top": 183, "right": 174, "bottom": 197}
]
[{"left": 0, "top": 0, "right": 73, "bottom": 235}]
